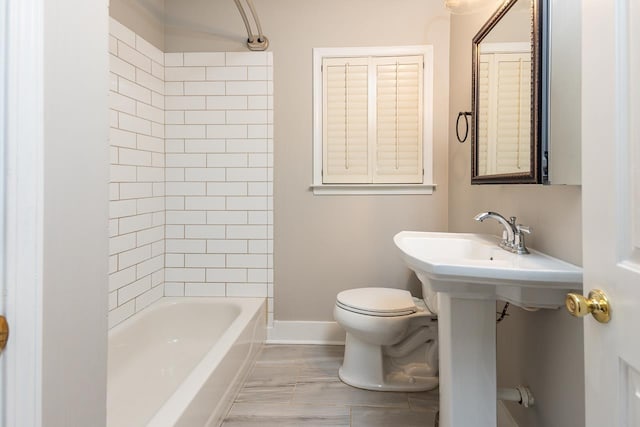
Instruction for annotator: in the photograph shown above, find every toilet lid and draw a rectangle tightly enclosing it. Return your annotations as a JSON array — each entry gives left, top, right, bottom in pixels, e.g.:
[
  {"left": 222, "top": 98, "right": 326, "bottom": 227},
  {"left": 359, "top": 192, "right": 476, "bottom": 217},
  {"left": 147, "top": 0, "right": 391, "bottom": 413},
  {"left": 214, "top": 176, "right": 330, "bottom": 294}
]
[{"left": 336, "top": 288, "right": 417, "bottom": 316}]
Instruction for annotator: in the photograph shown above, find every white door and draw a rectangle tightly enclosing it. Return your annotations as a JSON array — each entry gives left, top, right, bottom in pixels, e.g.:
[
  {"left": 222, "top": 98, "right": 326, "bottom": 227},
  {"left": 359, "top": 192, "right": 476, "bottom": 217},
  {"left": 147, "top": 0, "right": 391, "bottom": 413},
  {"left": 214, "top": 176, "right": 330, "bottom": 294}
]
[
  {"left": 0, "top": 0, "right": 7, "bottom": 422},
  {"left": 581, "top": 0, "right": 640, "bottom": 425},
  {"left": 1, "top": 0, "right": 45, "bottom": 425}
]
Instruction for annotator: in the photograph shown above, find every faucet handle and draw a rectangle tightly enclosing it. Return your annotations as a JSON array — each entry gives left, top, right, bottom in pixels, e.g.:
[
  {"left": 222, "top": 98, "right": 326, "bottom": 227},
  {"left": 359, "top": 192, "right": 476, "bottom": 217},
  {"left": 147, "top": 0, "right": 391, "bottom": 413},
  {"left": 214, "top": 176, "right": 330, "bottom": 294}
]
[{"left": 513, "top": 224, "right": 531, "bottom": 254}]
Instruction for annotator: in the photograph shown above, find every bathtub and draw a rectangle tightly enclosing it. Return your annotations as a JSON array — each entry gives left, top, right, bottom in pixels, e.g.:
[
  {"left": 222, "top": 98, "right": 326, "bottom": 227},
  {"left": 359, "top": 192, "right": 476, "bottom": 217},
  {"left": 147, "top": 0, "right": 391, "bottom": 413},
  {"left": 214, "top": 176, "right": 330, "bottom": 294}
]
[{"left": 107, "top": 297, "right": 266, "bottom": 427}]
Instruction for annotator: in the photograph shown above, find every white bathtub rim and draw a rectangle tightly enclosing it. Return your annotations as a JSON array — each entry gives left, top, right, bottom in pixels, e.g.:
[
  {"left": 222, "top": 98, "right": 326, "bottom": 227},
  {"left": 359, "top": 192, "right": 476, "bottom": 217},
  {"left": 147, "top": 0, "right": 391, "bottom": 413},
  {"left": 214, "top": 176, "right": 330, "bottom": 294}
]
[
  {"left": 107, "top": 296, "right": 245, "bottom": 336},
  {"left": 146, "top": 297, "right": 265, "bottom": 427}
]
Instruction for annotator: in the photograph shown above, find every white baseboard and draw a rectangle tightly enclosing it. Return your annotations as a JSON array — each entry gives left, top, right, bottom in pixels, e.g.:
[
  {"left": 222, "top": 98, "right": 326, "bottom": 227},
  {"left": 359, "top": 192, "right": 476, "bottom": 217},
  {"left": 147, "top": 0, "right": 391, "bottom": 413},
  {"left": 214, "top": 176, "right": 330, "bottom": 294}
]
[
  {"left": 267, "top": 320, "right": 346, "bottom": 344},
  {"left": 497, "top": 401, "right": 519, "bottom": 427}
]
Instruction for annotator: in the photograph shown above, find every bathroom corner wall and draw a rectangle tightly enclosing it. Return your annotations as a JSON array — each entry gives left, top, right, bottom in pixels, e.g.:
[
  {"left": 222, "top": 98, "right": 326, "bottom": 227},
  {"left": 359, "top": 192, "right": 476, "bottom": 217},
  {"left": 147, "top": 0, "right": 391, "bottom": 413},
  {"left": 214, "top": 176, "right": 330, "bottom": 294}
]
[
  {"left": 108, "top": 18, "right": 166, "bottom": 327},
  {"left": 448, "top": 6, "right": 584, "bottom": 427},
  {"left": 162, "top": 52, "right": 274, "bottom": 324}
]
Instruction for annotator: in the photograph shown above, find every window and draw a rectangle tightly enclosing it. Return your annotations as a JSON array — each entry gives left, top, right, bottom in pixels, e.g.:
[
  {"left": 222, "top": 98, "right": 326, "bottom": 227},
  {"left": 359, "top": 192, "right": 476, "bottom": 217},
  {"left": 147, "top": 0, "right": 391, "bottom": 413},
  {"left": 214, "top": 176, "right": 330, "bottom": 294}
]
[{"left": 312, "top": 46, "right": 434, "bottom": 195}]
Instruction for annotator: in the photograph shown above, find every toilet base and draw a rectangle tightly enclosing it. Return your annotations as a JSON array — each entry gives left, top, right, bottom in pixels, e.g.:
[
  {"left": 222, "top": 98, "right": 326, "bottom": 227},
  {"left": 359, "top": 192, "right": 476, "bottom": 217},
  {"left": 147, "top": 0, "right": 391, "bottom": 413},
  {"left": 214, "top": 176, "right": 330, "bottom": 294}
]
[
  {"left": 338, "top": 365, "right": 439, "bottom": 392},
  {"left": 338, "top": 333, "right": 439, "bottom": 392}
]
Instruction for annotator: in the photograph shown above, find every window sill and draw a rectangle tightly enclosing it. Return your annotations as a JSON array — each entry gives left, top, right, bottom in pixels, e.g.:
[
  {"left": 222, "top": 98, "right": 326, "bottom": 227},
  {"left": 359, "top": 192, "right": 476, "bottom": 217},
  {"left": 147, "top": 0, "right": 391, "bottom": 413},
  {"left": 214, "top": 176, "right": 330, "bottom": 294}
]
[{"left": 310, "top": 183, "right": 436, "bottom": 195}]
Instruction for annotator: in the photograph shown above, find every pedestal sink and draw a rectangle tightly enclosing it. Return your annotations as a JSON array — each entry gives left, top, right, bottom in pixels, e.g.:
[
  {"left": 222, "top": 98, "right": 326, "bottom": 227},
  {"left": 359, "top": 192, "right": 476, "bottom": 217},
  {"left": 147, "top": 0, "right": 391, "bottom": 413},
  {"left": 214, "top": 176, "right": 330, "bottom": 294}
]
[{"left": 393, "top": 231, "right": 582, "bottom": 427}]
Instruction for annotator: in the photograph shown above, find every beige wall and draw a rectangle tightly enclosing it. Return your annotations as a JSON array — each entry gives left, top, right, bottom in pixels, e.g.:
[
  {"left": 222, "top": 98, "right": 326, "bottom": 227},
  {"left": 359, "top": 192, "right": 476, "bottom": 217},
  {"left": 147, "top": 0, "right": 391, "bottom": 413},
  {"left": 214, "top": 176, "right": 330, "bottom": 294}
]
[
  {"left": 164, "top": 0, "right": 451, "bottom": 321},
  {"left": 482, "top": 6, "right": 530, "bottom": 43},
  {"left": 449, "top": 7, "right": 584, "bottom": 427},
  {"left": 43, "top": 0, "right": 110, "bottom": 424},
  {"left": 109, "top": 0, "right": 165, "bottom": 50}
]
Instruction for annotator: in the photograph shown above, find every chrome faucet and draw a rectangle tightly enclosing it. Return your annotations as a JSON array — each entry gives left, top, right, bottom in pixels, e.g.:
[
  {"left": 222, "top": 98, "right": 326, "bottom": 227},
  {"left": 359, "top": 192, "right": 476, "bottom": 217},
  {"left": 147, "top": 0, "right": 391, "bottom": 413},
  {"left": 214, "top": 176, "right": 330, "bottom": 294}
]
[{"left": 474, "top": 211, "right": 531, "bottom": 254}]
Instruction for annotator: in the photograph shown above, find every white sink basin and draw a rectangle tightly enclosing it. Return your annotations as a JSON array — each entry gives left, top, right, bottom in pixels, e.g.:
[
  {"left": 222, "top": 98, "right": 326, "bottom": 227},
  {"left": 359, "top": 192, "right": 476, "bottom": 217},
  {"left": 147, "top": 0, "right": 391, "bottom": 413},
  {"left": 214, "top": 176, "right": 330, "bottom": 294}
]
[
  {"left": 394, "top": 231, "right": 582, "bottom": 309},
  {"left": 393, "top": 231, "right": 583, "bottom": 427}
]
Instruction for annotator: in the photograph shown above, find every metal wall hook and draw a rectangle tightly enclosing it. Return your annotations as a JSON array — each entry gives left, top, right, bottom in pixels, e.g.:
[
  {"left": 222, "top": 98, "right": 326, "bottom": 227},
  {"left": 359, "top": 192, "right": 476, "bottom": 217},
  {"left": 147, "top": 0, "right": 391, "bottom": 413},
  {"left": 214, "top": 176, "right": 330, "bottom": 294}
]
[{"left": 456, "top": 111, "right": 472, "bottom": 143}]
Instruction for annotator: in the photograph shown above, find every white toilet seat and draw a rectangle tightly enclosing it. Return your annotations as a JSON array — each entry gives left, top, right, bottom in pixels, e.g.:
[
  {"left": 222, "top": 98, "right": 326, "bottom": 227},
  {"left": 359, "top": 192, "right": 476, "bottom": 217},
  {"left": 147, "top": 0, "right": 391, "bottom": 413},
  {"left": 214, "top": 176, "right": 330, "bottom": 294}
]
[{"left": 336, "top": 287, "right": 418, "bottom": 317}]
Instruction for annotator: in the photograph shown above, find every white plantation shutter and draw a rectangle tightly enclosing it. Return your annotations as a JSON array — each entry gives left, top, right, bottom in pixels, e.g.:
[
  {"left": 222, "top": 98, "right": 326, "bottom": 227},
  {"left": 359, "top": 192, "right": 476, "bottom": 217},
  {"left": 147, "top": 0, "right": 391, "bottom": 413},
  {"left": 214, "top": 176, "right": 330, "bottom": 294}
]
[
  {"left": 495, "top": 53, "right": 531, "bottom": 173},
  {"left": 478, "top": 51, "right": 531, "bottom": 175},
  {"left": 374, "top": 56, "right": 423, "bottom": 183},
  {"left": 477, "top": 57, "right": 490, "bottom": 175},
  {"left": 322, "top": 55, "right": 424, "bottom": 184},
  {"left": 323, "top": 57, "right": 369, "bottom": 183}
]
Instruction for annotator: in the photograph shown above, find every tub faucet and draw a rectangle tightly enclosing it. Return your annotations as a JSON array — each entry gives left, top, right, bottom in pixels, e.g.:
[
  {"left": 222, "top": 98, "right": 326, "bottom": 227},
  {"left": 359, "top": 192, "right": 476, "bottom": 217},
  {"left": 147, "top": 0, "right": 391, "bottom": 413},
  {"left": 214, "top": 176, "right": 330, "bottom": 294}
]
[{"left": 474, "top": 211, "right": 530, "bottom": 254}]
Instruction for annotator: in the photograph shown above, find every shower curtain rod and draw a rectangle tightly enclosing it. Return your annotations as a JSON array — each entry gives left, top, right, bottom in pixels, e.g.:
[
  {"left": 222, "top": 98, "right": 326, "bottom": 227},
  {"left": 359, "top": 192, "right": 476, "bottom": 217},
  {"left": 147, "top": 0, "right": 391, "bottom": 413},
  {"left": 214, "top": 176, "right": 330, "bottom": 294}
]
[{"left": 233, "top": 0, "right": 269, "bottom": 51}]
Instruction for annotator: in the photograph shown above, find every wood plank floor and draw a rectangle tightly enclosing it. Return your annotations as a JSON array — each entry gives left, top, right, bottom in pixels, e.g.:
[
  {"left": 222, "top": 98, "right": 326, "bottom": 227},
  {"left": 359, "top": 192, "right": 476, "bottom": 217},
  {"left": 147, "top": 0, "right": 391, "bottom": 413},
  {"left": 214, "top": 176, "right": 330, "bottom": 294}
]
[{"left": 221, "top": 344, "right": 439, "bottom": 427}]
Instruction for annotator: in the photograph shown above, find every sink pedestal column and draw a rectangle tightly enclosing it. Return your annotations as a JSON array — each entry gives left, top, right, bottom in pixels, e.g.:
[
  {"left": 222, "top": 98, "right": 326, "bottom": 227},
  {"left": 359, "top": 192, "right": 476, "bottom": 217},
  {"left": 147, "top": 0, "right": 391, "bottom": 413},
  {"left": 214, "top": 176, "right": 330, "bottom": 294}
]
[{"left": 438, "top": 293, "right": 496, "bottom": 427}]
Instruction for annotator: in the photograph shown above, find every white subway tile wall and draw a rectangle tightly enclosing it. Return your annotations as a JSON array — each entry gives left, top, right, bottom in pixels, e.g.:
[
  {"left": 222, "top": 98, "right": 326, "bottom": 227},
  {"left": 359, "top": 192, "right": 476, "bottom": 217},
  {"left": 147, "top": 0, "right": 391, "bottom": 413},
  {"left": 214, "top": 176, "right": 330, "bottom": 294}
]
[
  {"left": 164, "top": 50, "right": 273, "bottom": 325},
  {"left": 109, "top": 19, "right": 274, "bottom": 327},
  {"left": 109, "top": 19, "right": 166, "bottom": 328}
]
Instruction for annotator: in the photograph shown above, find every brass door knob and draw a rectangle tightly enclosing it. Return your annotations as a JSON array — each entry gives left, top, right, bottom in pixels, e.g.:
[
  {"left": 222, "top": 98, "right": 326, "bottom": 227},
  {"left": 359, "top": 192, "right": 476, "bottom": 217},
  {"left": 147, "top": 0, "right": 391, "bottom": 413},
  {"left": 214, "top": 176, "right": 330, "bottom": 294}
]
[
  {"left": 0, "top": 315, "right": 8, "bottom": 354},
  {"left": 565, "top": 289, "right": 611, "bottom": 323}
]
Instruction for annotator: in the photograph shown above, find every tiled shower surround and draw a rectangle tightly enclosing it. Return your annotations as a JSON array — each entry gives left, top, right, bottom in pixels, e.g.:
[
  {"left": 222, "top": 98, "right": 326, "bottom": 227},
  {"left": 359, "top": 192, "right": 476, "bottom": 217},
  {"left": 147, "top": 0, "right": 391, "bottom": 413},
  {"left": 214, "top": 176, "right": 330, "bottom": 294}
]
[
  {"left": 108, "top": 19, "right": 166, "bottom": 327},
  {"left": 108, "top": 19, "right": 274, "bottom": 328}
]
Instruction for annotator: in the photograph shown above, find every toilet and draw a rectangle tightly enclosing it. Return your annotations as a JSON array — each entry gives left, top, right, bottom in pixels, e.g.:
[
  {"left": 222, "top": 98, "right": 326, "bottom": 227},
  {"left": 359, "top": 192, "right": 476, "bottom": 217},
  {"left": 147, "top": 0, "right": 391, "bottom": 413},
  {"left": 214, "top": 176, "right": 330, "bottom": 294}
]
[{"left": 334, "top": 287, "right": 439, "bottom": 392}]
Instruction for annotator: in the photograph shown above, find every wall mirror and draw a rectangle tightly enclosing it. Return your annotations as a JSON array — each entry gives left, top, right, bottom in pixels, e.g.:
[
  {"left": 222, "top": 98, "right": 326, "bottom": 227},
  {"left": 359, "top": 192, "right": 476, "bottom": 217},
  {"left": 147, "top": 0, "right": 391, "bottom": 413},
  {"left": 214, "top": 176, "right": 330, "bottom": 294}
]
[{"left": 471, "top": 0, "right": 547, "bottom": 184}]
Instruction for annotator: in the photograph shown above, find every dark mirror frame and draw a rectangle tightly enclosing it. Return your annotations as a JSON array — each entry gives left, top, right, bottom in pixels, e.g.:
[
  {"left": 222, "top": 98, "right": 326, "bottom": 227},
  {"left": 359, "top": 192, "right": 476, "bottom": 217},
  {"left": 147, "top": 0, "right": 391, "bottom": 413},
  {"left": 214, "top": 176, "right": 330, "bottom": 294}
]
[{"left": 471, "top": 0, "right": 547, "bottom": 184}]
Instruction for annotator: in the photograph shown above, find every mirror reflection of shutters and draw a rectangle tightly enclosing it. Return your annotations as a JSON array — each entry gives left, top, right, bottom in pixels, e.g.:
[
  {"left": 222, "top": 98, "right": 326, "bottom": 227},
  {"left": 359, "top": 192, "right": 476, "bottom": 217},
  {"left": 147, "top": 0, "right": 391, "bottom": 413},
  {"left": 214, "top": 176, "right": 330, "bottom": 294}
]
[
  {"left": 322, "top": 57, "right": 369, "bottom": 183},
  {"left": 478, "top": 51, "right": 531, "bottom": 175},
  {"left": 477, "top": 57, "right": 490, "bottom": 175},
  {"left": 374, "top": 56, "right": 423, "bottom": 183},
  {"left": 495, "top": 53, "right": 531, "bottom": 174}
]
